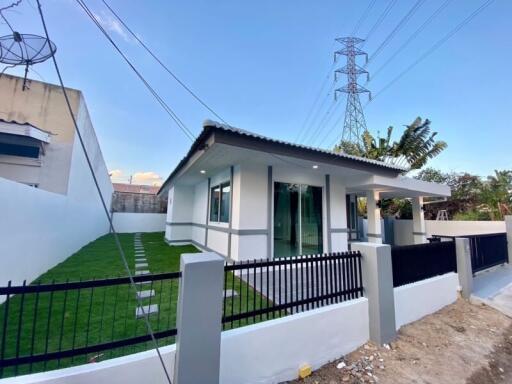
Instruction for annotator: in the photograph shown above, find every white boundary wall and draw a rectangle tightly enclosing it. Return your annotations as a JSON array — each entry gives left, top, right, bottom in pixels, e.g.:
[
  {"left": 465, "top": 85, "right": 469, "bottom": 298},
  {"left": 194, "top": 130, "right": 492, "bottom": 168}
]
[
  {"left": 394, "top": 272, "right": 459, "bottom": 330},
  {"left": 112, "top": 212, "right": 166, "bottom": 233},
  {"left": 0, "top": 164, "right": 111, "bottom": 287},
  {"left": 2, "top": 298, "right": 369, "bottom": 384},
  {"left": 393, "top": 219, "right": 506, "bottom": 245}
]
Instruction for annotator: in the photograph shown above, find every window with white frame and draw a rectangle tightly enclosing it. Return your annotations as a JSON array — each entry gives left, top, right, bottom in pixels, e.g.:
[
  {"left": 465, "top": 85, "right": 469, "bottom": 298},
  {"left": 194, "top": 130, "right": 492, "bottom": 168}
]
[{"left": 209, "top": 181, "right": 230, "bottom": 223}]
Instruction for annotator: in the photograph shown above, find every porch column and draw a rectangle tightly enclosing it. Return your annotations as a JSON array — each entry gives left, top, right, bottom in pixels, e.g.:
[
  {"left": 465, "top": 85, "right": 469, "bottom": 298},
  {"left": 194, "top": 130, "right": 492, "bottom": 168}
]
[
  {"left": 366, "top": 190, "right": 382, "bottom": 244},
  {"left": 412, "top": 196, "right": 427, "bottom": 244}
]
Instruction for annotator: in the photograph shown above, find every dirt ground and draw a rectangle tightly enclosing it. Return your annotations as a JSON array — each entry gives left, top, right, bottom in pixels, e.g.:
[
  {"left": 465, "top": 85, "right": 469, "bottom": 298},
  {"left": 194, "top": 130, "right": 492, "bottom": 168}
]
[{"left": 286, "top": 299, "right": 512, "bottom": 384}]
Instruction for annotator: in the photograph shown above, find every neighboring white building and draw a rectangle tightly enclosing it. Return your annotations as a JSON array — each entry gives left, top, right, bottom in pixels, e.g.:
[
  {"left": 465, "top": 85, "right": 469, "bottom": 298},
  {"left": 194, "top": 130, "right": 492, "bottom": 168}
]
[
  {"left": 0, "top": 74, "right": 113, "bottom": 286},
  {"left": 159, "top": 120, "right": 450, "bottom": 261}
]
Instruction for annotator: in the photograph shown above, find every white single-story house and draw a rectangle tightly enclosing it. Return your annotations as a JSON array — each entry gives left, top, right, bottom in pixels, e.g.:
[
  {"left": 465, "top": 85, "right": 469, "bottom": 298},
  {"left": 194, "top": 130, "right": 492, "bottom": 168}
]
[{"left": 158, "top": 120, "right": 450, "bottom": 261}]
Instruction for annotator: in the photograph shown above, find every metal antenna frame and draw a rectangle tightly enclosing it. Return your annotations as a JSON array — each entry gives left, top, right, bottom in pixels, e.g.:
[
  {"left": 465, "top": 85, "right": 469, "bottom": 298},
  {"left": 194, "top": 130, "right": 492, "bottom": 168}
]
[{"left": 334, "top": 37, "right": 371, "bottom": 147}]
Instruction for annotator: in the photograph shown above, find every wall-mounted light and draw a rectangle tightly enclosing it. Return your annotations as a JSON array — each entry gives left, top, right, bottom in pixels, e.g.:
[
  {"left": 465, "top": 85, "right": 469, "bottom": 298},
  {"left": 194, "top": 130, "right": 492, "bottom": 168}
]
[
  {"left": 421, "top": 204, "right": 426, "bottom": 211},
  {"left": 312, "top": 165, "right": 319, "bottom": 169},
  {"left": 376, "top": 199, "right": 382, "bottom": 208},
  {"left": 200, "top": 170, "right": 206, "bottom": 174}
]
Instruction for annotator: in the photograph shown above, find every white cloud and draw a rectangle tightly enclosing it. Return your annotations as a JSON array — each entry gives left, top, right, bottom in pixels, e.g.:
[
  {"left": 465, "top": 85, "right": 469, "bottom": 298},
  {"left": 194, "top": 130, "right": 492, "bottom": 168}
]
[
  {"left": 92, "top": 11, "right": 134, "bottom": 43},
  {"left": 132, "top": 171, "right": 163, "bottom": 187},
  {"left": 109, "top": 169, "right": 163, "bottom": 186}
]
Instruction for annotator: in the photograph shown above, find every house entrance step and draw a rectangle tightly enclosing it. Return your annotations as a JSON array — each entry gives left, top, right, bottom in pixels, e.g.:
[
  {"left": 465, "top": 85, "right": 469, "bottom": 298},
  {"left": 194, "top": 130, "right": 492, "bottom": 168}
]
[
  {"left": 135, "top": 304, "right": 158, "bottom": 318},
  {"left": 135, "top": 270, "right": 150, "bottom": 276},
  {"left": 136, "top": 289, "right": 155, "bottom": 299},
  {"left": 224, "top": 289, "right": 239, "bottom": 298}
]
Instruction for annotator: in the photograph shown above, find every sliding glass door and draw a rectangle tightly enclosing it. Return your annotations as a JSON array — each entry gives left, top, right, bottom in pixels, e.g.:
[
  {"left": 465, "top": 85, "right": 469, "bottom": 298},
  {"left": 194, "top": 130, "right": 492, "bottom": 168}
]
[{"left": 273, "top": 182, "right": 323, "bottom": 258}]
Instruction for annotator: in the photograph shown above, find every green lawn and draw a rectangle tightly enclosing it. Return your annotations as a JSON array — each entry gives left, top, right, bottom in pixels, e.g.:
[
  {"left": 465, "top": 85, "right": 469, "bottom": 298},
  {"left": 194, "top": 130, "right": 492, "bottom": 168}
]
[{"left": 0, "top": 232, "right": 272, "bottom": 378}]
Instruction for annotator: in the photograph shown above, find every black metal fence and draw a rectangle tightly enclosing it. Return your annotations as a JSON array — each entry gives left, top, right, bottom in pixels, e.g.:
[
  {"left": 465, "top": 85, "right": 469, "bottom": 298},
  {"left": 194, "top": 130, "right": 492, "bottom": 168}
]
[
  {"left": 222, "top": 252, "right": 364, "bottom": 330},
  {"left": 431, "top": 233, "right": 508, "bottom": 273},
  {"left": 0, "top": 272, "right": 180, "bottom": 378},
  {"left": 391, "top": 241, "right": 457, "bottom": 287}
]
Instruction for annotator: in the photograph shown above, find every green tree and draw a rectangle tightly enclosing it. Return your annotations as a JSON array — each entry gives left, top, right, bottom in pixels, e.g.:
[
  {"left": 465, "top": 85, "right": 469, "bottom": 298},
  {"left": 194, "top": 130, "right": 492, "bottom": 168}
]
[{"left": 334, "top": 117, "right": 447, "bottom": 171}]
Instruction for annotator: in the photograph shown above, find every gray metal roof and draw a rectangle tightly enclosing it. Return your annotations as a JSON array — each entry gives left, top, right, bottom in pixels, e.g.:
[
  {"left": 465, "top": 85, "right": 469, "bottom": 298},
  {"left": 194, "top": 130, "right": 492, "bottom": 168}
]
[
  {"left": 158, "top": 120, "right": 408, "bottom": 195},
  {"left": 203, "top": 119, "right": 408, "bottom": 172}
]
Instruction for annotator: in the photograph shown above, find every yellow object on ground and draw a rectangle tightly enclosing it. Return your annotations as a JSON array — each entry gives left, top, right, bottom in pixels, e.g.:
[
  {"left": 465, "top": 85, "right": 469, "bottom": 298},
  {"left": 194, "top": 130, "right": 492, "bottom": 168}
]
[{"left": 298, "top": 364, "right": 312, "bottom": 379}]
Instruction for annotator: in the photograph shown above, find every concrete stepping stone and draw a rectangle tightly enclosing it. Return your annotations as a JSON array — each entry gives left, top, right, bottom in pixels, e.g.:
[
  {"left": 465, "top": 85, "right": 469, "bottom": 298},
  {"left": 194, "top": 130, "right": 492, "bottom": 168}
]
[
  {"left": 136, "top": 289, "right": 155, "bottom": 299},
  {"left": 135, "top": 270, "right": 150, "bottom": 275},
  {"left": 135, "top": 304, "right": 158, "bottom": 318},
  {"left": 135, "top": 263, "right": 148, "bottom": 269},
  {"left": 135, "top": 257, "right": 146, "bottom": 261},
  {"left": 224, "top": 289, "right": 239, "bottom": 298}
]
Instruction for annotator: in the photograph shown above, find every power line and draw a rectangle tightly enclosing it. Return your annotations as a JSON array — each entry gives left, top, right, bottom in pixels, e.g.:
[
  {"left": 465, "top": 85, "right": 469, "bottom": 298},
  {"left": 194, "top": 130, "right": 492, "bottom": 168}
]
[
  {"left": 76, "top": 0, "right": 196, "bottom": 142},
  {"left": 297, "top": 0, "right": 378, "bottom": 146},
  {"left": 368, "top": 0, "right": 454, "bottom": 83},
  {"left": 35, "top": 1, "right": 173, "bottom": 383},
  {"left": 101, "top": 0, "right": 228, "bottom": 125},
  {"left": 363, "top": 0, "right": 398, "bottom": 46},
  {"left": 352, "top": 0, "right": 377, "bottom": 36},
  {"left": 369, "top": 0, "right": 495, "bottom": 103},
  {"left": 294, "top": 61, "right": 334, "bottom": 143},
  {"left": 0, "top": 0, "right": 22, "bottom": 32},
  {"left": 366, "top": 0, "right": 425, "bottom": 66},
  {"left": 301, "top": 97, "right": 338, "bottom": 145},
  {"left": 309, "top": 99, "right": 344, "bottom": 147},
  {"left": 297, "top": 83, "right": 335, "bottom": 144}
]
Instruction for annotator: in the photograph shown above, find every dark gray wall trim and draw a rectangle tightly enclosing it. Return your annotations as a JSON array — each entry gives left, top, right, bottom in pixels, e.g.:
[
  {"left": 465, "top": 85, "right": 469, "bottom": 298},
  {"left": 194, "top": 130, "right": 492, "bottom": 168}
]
[
  {"left": 205, "top": 177, "right": 211, "bottom": 246},
  {"left": 166, "top": 222, "right": 268, "bottom": 236},
  {"left": 164, "top": 238, "right": 230, "bottom": 260},
  {"left": 412, "top": 231, "right": 427, "bottom": 236},
  {"left": 367, "top": 233, "right": 383, "bottom": 238},
  {"left": 325, "top": 174, "right": 332, "bottom": 253},
  {"left": 330, "top": 228, "right": 349, "bottom": 233},
  {"left": 228, "top": 166, "right": 234, "bottom": 259},
  {"left": 267, "top": 166, "right": 273, "bottom": 259}
]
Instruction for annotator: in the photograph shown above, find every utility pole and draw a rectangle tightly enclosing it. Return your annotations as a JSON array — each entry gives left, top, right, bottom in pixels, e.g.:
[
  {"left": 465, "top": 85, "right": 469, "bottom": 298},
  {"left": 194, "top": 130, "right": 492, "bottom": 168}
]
[{"left": 334, "top": 37, "right": 371, "bottom": 146}]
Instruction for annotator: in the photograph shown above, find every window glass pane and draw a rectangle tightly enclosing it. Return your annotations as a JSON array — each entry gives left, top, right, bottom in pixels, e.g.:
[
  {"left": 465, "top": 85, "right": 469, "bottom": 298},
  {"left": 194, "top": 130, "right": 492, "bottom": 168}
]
[
  {"left": 0, "top": 142, "right": 39, "bottom": 158},
  {"left": 300, "top": 185, "right": 323, "bottom": 255},
  {"left": 219, "top": 183, "right": 230, "bottom": 223},
  {"left": 210, "top": 186, "right": 220, "bottom": 221},
  {"left": 273, "top": 182, "right": 300, "bottom": 258}
]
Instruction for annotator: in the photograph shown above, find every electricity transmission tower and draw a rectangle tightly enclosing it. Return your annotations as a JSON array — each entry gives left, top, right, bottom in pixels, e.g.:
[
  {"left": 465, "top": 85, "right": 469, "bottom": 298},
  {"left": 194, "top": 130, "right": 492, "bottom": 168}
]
[{"left": 334, "top": 37, "right": 371, "bottom": 146}]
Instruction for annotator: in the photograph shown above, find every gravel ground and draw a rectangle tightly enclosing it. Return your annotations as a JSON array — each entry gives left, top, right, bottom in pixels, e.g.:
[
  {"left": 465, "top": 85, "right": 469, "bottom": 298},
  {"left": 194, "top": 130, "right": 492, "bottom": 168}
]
[{"left": 285, "top": 299, "right": 512, "bottom": 384}]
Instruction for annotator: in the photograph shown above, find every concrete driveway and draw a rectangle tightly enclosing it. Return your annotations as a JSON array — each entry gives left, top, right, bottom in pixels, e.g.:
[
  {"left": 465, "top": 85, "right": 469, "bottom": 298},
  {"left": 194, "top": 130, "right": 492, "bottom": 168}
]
[{"left": 472, "top": 264, "right": 512, "bottom": 317}]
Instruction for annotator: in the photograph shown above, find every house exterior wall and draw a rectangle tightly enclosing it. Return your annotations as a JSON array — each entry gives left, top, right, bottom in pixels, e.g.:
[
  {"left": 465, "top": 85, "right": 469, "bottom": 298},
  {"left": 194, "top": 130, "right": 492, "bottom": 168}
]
[
  {"left": 0, "top": 75, "right": 80, "bottom": 193},
  {"left": 165, "top": 162, "right": 351, "bottom": 260}
]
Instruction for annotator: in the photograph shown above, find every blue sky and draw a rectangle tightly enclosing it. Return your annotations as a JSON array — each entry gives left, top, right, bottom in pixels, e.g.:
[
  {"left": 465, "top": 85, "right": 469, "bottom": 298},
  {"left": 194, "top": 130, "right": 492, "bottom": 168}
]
[{"left": 3, "top": 0, "right": 511, "bottom": 184}]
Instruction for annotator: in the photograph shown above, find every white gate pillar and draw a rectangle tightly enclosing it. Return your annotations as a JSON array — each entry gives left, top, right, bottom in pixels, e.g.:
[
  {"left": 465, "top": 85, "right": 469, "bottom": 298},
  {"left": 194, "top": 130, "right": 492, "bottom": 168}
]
[
  {"left": 412, "top": 196, "right": 427, "bottom": 244},
  {"left": 174, "top": 252, "right": 224, "bottom": 384},
  {"left": 505, "top": 216, "right": 512, "bottom": 265}
]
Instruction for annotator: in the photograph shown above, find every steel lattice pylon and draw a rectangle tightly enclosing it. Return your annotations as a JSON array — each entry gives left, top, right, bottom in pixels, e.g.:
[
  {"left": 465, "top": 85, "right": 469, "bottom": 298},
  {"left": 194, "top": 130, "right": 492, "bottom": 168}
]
[{"left": 334, "top": 37, "right": 371, "bottom": 146}]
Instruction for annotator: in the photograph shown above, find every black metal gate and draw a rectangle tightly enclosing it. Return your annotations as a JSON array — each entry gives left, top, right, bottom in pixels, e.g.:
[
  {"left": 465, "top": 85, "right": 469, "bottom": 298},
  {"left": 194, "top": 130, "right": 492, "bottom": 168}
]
[
  {"left": 391, "top": 241, "right": 457, "bottom": 287},
  {"left": 431, "top": 233, "right": 508, "bottom": 274},
  {"left": 467, "top": 233, "right": 508, "bottom": 273}
]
